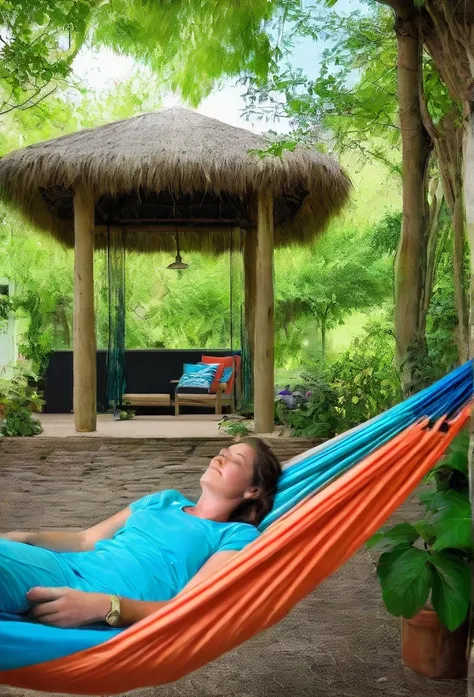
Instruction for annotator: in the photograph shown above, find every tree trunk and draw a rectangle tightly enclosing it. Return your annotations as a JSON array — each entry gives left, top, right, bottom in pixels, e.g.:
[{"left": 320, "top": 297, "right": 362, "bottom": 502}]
[
  {"left": 421, "top": 177, "right": 443, "bottom": 319},
  {"left": 392, "top": 3, "right": 432, "bottom": 394},
  {"left": 430, "top": 111, "right": 468, "bottom": 365},
  {"left": 465, "top": 97, "right": 474, "bottom": 697},
  {"left": 453, "top": 167, "right": 469, "bottom": 362},
  {"left": 321, "top": 317, "right": 327, "bottom": 364},
  {"left": 465, "top": 99, "right": 474, "bottom": 359}
]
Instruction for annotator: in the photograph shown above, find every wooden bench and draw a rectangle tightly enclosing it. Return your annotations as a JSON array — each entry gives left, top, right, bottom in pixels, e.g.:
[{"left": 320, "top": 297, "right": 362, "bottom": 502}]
[
  {"left": 122, "top": 393, "right": 171, "bottom": 407},
  {"left": 172, "top": 382, "right": 233, "bottom": 416}
]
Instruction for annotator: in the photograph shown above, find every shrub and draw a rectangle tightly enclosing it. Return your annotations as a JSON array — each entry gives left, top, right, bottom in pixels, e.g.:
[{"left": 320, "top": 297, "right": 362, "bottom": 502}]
[
  {"left": 278, "top": 320, "right": 401, "bottom": 438},
  {"left": 1, "top": 404, "right": 43, "bottom": 437},
  {"left": 218, "top": 419, "right": 252, "bottom": 437},
  {"left": 0, "top": 362, "right": 44, "bottom": 437},
  {"left": 276, "top": 374, "right": 339, "bottom": 438},
  {"left": 326, "top": 320, "right": 402, "bottom": 432}
]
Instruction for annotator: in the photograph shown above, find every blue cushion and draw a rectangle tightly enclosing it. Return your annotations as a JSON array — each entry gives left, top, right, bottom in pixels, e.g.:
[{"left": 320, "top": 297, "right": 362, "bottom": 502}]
[
  {"left": 183, "top": 362, "right": 219, "bottom": 375},
  {"left": 177, "top": 363, "right": 218, "bottom": 391},
  {"left": 220, "top": 367, "right": 233, "bottom": 383}
]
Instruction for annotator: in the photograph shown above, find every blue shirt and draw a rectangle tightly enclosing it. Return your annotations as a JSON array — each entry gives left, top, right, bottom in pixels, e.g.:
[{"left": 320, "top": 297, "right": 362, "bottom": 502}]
[{"left": 62, "top": 490, "right": 260, "bottom": 601}]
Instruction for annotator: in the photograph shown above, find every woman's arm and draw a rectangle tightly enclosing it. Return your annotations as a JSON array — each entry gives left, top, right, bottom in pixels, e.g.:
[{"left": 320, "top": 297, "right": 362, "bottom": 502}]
[
  {"left": 2, "top": 507, "right": 132, "bottom": 553},
  {"left": 28, "top": 550, "right": 238, "bottom": 627}
]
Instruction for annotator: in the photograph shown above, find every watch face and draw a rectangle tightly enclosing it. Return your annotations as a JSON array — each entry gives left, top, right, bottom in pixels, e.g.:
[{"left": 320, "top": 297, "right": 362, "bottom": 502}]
[{"left": 107, "top": 610, "right": 120, "bottom": 625}]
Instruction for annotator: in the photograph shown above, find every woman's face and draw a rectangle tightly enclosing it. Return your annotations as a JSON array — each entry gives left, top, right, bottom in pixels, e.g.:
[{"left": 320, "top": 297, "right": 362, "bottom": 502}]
[{"left": 200, "top": 443, "right": 258, "bottom": 501}]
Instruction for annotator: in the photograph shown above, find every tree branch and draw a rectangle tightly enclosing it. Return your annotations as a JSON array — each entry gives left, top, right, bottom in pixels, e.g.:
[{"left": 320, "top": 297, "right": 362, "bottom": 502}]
[
  {"left": 377, "top": 0, "right": 416, "bottom": 19},
  {"left": 0, "top": 86, "right": 57, "bottom": 116}
]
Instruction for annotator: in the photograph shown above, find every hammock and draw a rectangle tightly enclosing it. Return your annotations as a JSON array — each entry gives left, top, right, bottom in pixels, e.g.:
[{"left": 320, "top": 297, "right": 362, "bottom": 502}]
[{"left": 1, "top": 361, "right": 472, "bottom": 695}]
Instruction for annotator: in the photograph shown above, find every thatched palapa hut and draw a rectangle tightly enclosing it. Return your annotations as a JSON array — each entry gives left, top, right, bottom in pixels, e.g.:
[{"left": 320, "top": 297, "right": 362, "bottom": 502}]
[{"left": 0, "top": 107, "right": 351, "bottom": 433}]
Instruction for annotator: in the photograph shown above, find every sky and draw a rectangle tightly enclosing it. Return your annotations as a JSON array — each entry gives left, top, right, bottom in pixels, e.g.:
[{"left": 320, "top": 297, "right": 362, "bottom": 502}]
[{"left": 72, "top": 0, "right": 367, "bottom": 134}]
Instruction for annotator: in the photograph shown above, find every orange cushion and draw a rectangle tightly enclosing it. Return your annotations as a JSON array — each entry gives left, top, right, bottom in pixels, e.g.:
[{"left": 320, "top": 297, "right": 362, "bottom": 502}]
[{"left": 201, "top": 355, "right": 234, "bottom": 394}]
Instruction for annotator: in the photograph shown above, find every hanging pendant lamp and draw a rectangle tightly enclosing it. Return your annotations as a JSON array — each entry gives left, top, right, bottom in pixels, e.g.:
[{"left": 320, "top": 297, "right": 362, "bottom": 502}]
[{"left": 167, "top": 231, "right": 189, "bottom": 270}]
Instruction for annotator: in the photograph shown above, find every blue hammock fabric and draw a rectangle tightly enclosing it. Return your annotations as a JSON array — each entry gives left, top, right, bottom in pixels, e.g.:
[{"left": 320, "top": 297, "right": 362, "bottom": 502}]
[{"left": 1, "top": 361, "right": 473, "bottom": 672}]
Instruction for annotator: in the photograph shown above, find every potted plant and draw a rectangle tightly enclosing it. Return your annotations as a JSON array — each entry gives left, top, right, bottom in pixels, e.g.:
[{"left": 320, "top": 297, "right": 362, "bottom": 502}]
[{"left": 367, "top": 430, "right": 471, "bottom": 678}]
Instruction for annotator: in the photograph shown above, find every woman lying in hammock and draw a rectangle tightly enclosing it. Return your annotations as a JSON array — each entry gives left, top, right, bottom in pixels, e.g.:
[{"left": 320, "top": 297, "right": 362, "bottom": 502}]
[{"left": 1, "top": 437, "right": 281, "bottom": 630}]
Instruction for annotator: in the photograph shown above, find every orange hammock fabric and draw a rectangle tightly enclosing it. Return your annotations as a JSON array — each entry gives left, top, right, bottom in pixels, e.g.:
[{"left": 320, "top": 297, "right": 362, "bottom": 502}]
[{"left": 1, "top": 405, "right": 469, "bottom": 695}]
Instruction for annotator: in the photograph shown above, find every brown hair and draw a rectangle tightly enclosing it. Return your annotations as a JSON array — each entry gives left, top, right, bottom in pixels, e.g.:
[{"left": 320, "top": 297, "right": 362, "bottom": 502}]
[{"left": 229, "top": 437, "right": 282, "bottom": 527}]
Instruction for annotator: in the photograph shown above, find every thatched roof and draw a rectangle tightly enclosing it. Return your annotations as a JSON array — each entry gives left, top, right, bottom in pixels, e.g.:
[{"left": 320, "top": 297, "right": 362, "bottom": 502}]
[{"left": 0, "top": 107, "right": 351, "bottom": 253}]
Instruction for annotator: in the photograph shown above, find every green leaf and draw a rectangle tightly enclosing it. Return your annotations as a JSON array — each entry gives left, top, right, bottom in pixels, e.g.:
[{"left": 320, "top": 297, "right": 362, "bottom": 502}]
[
  {"left": 444, "top": 450, "right": 468, "bottom": 475},
  {"left": 430, "top": 553, "right": 470, "bottom": 630},
  {"left": 367, "top": 522, "right": 419, "bottom": 553},
  {"left": 430, "top": 490, "right": 471, "bottom": 552},
  {"left": 428, "top": 489, "right": 469, "bottom": 513},
  {"left": 419, "top": 490, "right": 436, "bottom": 509},
  {"left": 34, "top": 11, "right": 46, "bottom": 25},
  {"left": 377, "top": 547, "right": 431, "bottom": 618},
  {"left": 413, "top": 520, "right": 435, "bottom": 542},
  {"left": 352, "top": 395, "right": 359, "bottom": 404},
  {"left": 432, "top": 520, "right": 471, "bottom": 551}
]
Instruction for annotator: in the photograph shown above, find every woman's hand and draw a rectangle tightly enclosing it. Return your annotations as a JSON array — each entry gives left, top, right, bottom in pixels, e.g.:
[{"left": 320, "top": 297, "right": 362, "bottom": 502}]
[
  {"left": 27, "top": 587, "right": 111, "bottom": 628},
  {"left": 0, "top": 532, "right": 28, "bottom": 542}
]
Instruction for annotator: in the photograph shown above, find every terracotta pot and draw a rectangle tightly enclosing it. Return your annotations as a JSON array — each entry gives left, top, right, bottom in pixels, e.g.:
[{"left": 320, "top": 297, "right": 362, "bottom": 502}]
[{"left": 401, "top": 608, "right": 468, "bottom": 678}]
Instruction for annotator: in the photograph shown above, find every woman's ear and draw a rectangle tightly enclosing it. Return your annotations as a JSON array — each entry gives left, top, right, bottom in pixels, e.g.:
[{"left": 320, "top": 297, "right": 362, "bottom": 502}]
[{"left": 244, "top": 486, "right": 261, "bottom": 500}]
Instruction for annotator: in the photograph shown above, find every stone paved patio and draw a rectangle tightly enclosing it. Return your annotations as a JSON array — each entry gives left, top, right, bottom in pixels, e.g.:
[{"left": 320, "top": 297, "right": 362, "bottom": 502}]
[{"left": 0, "top": 437, "right": 467, "bottom": 697}]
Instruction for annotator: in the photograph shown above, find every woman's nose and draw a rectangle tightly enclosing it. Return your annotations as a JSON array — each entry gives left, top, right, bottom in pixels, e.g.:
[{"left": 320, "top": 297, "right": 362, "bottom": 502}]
[{"left": 217, "top": 450, "right": 228, "bottom": 465}]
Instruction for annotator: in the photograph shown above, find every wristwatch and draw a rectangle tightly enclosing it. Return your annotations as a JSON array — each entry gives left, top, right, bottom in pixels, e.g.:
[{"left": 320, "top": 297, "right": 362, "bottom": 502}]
[{"left": 105, "top": 595, "right": 121, "bottom": 627}]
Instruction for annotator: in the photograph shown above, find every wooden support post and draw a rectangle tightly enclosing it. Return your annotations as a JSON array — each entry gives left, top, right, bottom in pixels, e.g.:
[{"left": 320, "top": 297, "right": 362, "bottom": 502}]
[
  {"left": 215, "top": 388, "right": 222, "bottom": 415},
  {"left": 254, "top": 189, "right": 274, "bottom": 434},
  {"left": 244, "top": 228, "right": 257, "bottom": 404},
  {"left": 73, "top": 183, "right": 97, "bottom": 432}
]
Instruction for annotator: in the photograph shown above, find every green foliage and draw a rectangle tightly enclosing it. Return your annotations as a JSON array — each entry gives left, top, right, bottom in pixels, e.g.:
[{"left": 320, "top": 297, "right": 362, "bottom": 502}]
[
  {"left": 1, "top": 404, "right": 43, "bottom": 437},
  {"left": 276, "top": 229, "right": 391, "bottom": 365},
  {"left": 276, "top": 375, "right": 339, "bottom": 438},
  {"left": 1, "top": 0, "right": 295, "bottom": 119},
  {"left": 0, "top": 363, "right": 45, "bottom": 412},
  {"left": 277, "top": 318, "right": 402, "bottom": 438},
  {"left": 0, "top": 288, "right": 56, "bottom": 377},
  {"left": 243, "top": 4, "right": 403, "bottom": 172},
  {"left": 376, "top": 546, "right": 432, "bottom": 619},
  {"left": 243, "top": 1, "right": 459, "bottom": 181},
  {"left": 327, "top": 319, "right": 402, "bottom": 431},
  {"left": 370, "top": 212, "right": 402, "bottom": 257},
  {"left": 93, "top": 0, "right": 284, "bottom": 104},
  {"left": 119, "top": 409, "right": 135, "bottom": 421},
  {"left": 0, "top": 362, "right": 44, "bottom": 437},
  {"left": 0, "top": 203, "right": 74, "bottom": 373},
  {"left": 15, "top": 291, "right": 55, "bottom": 377},
  {"left": 237, "top": 400, "right": 255, "bottom": 419},
  {"left": 368, "top": 431, "right": 471, "bottom": 631},
  {"left": 424, "top": 283, "right": 459, "bottom": 380},
  {"left": 111, "top": 252, "right": 239, "bottom": 351},
  {"left": 0, "top": 0, "right": 95, "bottom": 115},
  {"left": 218, "top": 419, "right": 252, "bottom": 438}
]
